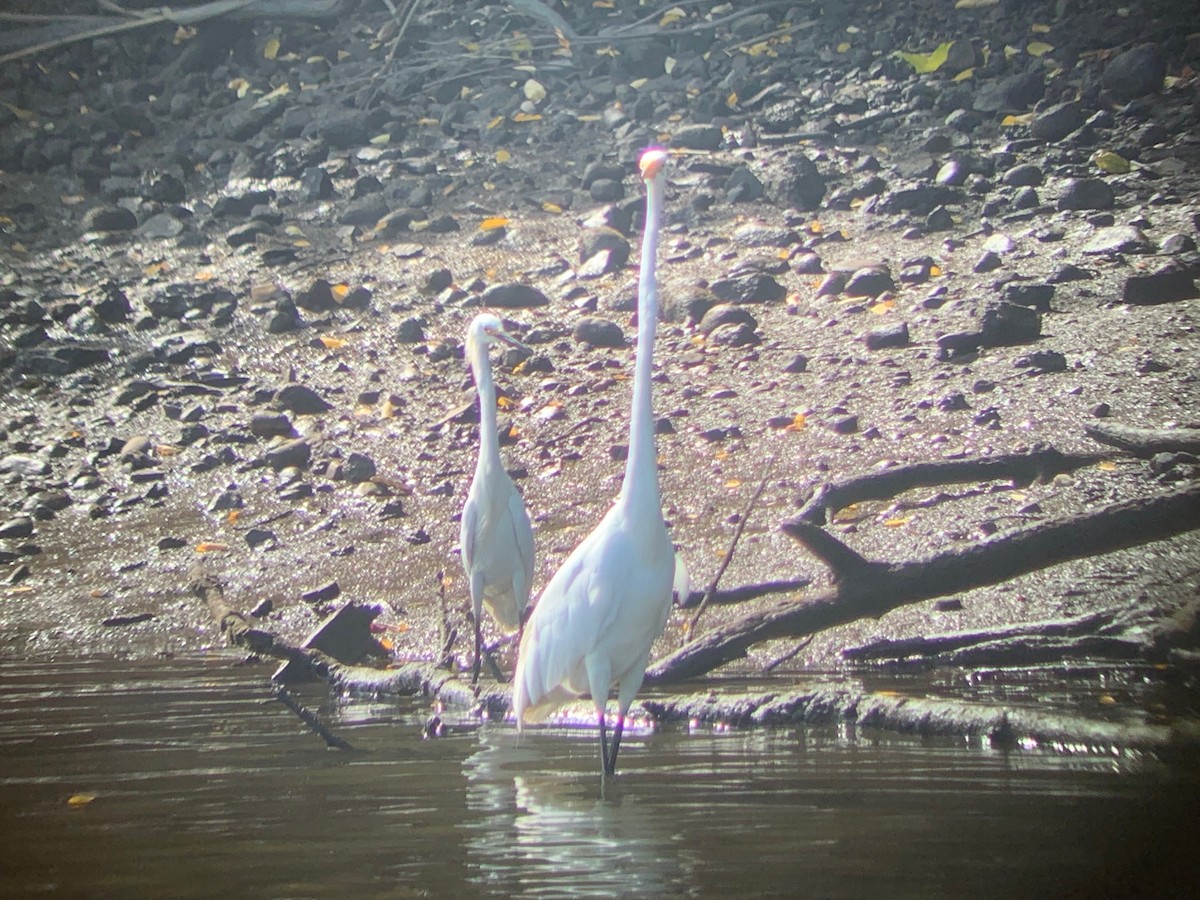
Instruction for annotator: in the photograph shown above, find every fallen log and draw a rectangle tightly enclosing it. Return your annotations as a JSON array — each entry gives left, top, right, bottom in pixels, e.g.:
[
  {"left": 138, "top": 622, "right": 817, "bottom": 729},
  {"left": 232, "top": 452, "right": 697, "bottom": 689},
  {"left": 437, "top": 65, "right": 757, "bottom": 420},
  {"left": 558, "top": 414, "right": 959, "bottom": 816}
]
[
  {"left": 794, "top": 445, "right": 1105, "bottom": 526},
  {"left": 645, "top": 482, "right": 1200, "bottom": 684},
  {"left": 1084, "top": 422, "right": 1200, "bottom": 458}
]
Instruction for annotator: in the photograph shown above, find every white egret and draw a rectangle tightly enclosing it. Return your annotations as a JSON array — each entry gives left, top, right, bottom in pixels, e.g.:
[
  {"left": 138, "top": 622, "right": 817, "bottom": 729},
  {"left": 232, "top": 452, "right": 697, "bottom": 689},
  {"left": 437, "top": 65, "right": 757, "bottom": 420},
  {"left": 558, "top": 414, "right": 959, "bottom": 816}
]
[
  {"left": 513, "top": 149, "right": 674, "bottom": 777},
  {"left": 460, "top": 313, "right": 536, "bottom": 684}
]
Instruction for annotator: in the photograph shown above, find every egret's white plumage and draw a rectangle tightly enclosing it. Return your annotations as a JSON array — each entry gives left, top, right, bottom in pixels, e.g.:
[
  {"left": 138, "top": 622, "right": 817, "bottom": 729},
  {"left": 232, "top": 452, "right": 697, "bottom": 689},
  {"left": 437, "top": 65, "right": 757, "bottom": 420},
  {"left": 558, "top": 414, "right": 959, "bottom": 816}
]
[
  {"left": 460, "top": 313, "right": 535, "bottom": 683},
  {"left": 513, "top": 149, "right": 674, "bottom": 776}
]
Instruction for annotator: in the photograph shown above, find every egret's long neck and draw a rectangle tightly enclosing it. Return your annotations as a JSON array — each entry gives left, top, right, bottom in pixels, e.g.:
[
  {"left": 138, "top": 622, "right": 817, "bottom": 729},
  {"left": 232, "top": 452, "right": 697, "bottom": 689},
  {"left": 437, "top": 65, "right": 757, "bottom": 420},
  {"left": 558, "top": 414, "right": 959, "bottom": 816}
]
[
  {"left": 620, "top": 173, "right": 664, "bottom": 516},
  {"left": 471, "top": 341, "right": 503, "bottom": 474}
]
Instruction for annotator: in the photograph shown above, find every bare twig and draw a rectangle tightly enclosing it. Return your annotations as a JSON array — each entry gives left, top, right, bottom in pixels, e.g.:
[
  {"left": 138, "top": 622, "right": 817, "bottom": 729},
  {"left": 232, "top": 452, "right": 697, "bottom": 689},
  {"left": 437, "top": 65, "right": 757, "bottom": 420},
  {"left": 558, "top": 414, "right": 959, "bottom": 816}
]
[
  {"left": 273, "top": 684, "right": 354, "bottom": 750},
  {"left": 685, "top": 457, "right": 775, "bottom": 639}
]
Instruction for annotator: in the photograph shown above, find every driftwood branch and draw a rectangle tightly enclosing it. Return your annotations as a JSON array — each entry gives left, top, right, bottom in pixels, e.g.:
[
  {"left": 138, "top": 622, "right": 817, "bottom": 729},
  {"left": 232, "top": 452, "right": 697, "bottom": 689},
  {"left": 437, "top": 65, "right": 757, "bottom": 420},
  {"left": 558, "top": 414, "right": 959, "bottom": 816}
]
[
  {"left": 646, "top": 482, "right": 1200, "bottom": 684},
  {"left": 1084, "top": 422, "right": 1200, "bottom": 457},
  {"left": 794, "top": 446, "right": 1105, "bottom": 526}
]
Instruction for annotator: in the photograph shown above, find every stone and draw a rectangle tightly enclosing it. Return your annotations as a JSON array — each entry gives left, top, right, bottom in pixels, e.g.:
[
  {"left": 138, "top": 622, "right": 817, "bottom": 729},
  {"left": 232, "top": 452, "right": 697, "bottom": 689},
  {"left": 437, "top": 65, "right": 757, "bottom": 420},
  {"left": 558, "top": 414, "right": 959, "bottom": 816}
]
[
  {"left": 980, "top": 301, "right": 1041, "bottom": 346},
  {"left": 843, "top": 268, "right": 895, "bottom": 298},
  {"left": 1058, "top": 178, "right": 1114, "bottom": 211},
  {"left": 275, "top": 384, "right": 332, "bottom": 414},
  {"left": 1002, "top": 283, "right": 1055, "bottom": 311},
  {"left": 710, "top": 272, "right": 785, "bottom": 304},
  {"left": 572, "top": 316, "right": 625, "bottom": 348},
  {"left": 1103, "top": 43, "right": 1167, "bottom": 102},
  {"left": 1030, "top": 102, "right": 1085, "bottom": 143},
  {"left": 265, "top": 438, "right": 311, "bottom": 470},
  {"left": 672, "top": 123, "right": 723, "bottom": 151},
  {"left": 479, "top": 283, "right": 550, "bottom": 309},
  {"left": 1122, "top": 265, "right": 1199, "bottom": 305},
  {"left": 865, "top": 322, "right": 910, "bottom": 350},
  {"left": 82, "top": 205, "right": 137, "bottom": 232},
  {"left": 766, "top": 153, "right": 826, "bottom": 211}
]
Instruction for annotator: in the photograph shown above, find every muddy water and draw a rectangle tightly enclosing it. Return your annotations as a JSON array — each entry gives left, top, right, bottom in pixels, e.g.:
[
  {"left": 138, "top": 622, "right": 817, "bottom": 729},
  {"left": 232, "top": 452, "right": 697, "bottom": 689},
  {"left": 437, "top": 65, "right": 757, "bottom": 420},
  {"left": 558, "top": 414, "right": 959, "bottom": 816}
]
[{"left": 2, "top": 657, "right": 1197, "bottom": 899}]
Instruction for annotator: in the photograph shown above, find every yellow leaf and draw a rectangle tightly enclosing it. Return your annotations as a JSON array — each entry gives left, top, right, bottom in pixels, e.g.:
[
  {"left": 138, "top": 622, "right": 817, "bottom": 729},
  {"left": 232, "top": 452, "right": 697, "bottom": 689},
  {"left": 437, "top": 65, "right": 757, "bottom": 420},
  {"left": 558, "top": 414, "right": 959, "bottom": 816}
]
[
  {"left": 954, "top": 0, "right": 999, "bottom": 7},
  {"left": 370, "top": 132, "right": 390, "bottom": 145},
  {"left": 461, "top": 41, "right": 481, "bottom": 52},
  {"left": 883, "top": 516, "right": 911, "bottom": 527},
  {"left": 1001, "top": 112, "right": 1035, "bottom": 127},
  {"left": 495, "top": 148, "right": 511, "bottom": 163},
  {"left": 1004, "top": 44, "right": 1020, "bottom": 60},
  {"left": 173, "top": 26, "right": 196, "bottom": 44},
  {"left": 195, "top": 542, "right": 229, "bottom": 553},
  {"left": 869, "top": 299, "right": 895, "bottom": 314},
  {"left": 1, "top": 101, "right": 35, "bottom": 121},
  {"left": 480, "top": 216, "right": 509, "bottom": 231},
  {"left": 542, "top": 201, "right": 563, "bottom": 213},
  {"left": 727, "top": 90, "right": 738, "bottom": 107},
  {"left": 523, "top": 79, "right": 546, "bottom": 103},
  {"left": 1097, "top": 460, "right": 1118, "bottom": 471},
  {"left": 512, "top": 112, "right": 542, "bottom": 123},
  {"left": 808, "top": 221, "right": 823, "bottom": 234},
  {"left": 660, "top": 7, "right": 686, "bottom": 26},
  {"left": 1092, "top": 149, "right": 1130, "bottom": 174},
  {"left": 897, "top": 41, "right": 953, "bottom": 74},
  {"left": 930, "top": 265, "right": 943, "bottom": 277},
  {"left": 594, "top": 0, "right": 614, "bottom": 7},
  {"left": 260, "top": 83, "right": 290, "bottom": 102},
  {"left": 320, "top": 335, "right": 348, "bottom": 349},
  {"left": 837, "top": 42, "right": 851, "bottom": 53},
  {"left": 331, "top": 283, "right": 350, "bottom": 300},
  {"left": 1098, "top": 694, "right": 1116, "bottom": 705},
  {"left": 630, "top": 77, "right": 649, "bottom": 89},
  {"left": 227, "top": 509, "right": 240, "bottom": 525},
  {"left": 496, "top": 396, "right": 516, "bottom": 410},
  {"left": 263, "top": 37, "right": 280, "bottom": 60},
  {"left": 1031, "top": 23, "right": 1051, "bottom": 33},
  {"left": 725, "top": 478, "right": 743, "bottom": 488},
  {"left": 664, "top": 56, "right": 677, "bottom": 75},
  {"left": 156, "top": 445, "right": 179, "bottom": 457},
  {"left": 784, "top": 413, "right": 807, "bottom": 432},
  {"left": 1026, "top": 41, "right": 1054, "bottom": 57},
  {"left": 953, "top": 67, "right": 975, "bottom": 82},
  {"left": 196, "top": 270, "right": 215, "bottom": 282},
  {"left": 68, "top": 794, "right": 97, "bottom": 808}
]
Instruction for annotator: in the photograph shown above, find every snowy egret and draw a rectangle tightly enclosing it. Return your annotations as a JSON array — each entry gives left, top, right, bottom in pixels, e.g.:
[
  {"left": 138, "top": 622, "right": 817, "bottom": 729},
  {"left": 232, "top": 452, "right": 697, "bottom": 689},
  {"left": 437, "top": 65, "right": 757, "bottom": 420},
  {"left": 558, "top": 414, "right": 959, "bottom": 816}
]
[
  {"left": 513, "top": 149, "right": 674, "bottom": 777},
  {"left": 460, "top": 313, "right": 536, "bottom": 684}
]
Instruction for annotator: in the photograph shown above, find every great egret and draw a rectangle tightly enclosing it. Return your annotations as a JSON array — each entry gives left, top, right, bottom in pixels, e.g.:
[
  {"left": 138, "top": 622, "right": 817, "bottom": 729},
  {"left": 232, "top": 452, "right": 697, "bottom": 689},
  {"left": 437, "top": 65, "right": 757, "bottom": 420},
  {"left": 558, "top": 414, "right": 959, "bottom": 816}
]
[
  {"left": 460, "top": 313, "right": 536, "bottom": 684},
  {"left": 513, "top": 149, "right": 674, "bottom": 777}
]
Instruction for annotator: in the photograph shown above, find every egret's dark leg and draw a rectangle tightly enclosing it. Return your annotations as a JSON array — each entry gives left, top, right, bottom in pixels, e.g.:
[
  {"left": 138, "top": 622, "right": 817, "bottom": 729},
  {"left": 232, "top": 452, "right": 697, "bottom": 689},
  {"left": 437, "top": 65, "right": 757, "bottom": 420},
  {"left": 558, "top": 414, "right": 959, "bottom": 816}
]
[
  {"left": 598, "top": 712, "right": 611, "bottom": 776},
  {"left": 471, "top": 615, "right": 482, "bottom": 685},
  {"left": 606, "top": 714, "right": 626, "bottom": 776}
]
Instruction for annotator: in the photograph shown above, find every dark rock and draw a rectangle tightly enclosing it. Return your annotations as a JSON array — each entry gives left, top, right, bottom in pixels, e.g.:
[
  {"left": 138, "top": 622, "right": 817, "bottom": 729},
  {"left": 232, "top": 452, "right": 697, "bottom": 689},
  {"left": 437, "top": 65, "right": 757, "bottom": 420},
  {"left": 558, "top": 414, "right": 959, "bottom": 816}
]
[
  {"left": 1058, "top": 178, "right": 1114, "bottom": 211},
  {"left": 709, "top": 322, "right": 761, "bottom": 347},
  {"left": 1002, "top": 164, "right": 1043, "bottom": 187},
  {"left": 672, "top": 123, "right": 723, "bottom": 151},
  {"left": 1030, "top": 102, "right": 1085, "bottom": 143},
  {"left": 275, "top": 384, "right": 332, "bottom": 414},
  {"left": 212, "top": 190, "right": 274, "bottom": 219},
  {"left": 938, "top": 391, "right": 970, "bottom": 411},
  {"left": 935, "top": 160, "right": 968, "bottom": 186},
  {"left": 1015, "top": 349, "right": 1068, "bottom": 373},
  {"left": 843, "top": 268, "right": 895, "bottom": 298},
  {"left": 578, "top": 227, "right": 630, "bottom": 270},
  {"left": 710, "top": 272, "right": 785, "bottom": 304},
  {"left": 296, "top": 279, "right": 337, "bottom": 312},
  {"left": 339, "top": 195, "right": 389, "bottom": 226},
  {"left": 1090, "top": 402, "right": 1111, "bottom": 418},
  {"left": 783, "top": 353, "right": 808, "bottom": 374},
  {"left": 830, "top": 414, "right": 858, "bottom": 434},
  {"left": 480, "top": 283, "right": 550, "bottom": 309},
  {"left": 301, "top": 581, "right": 341, "bottom": 604},
  {"left": 725, "top": 167, "right": 765, "bottom": 202},
  {"left": 265, "top": 438, "right": 311, "bottom": 470},
  {"left": 1002, "top": 283, "right": 1055, "bottom": 311},
  {"left": 250, "top": 413, "right": 293, "bottom": 438},
  {"left": 225, "top": 220, "right": 272, "bottom": 248},
  {"left": 1103, "top": 43, "right": 1167, "bottom": 102},
  {"left": 1161, "top": 233, "right": 1197, "bottom": 254},
  {"left": 925, "top": 206, "right": 954, "bottom": 232},
  {"left": 245, "top": 528, "right": 277, "bottom": 549},
  {"left": 938, "top": 331, "right": 983, "bottom": 358},
  {"left": 339, "top": 452, "right": 377, "bottom": 483},
  {"left": 980, "top": 301, "right": 1041, "bottom": 346},
  {"left": 974, "top": 251, "right": 1002, "bottom": 273},
  {"left": 397, "top": 316, "right": 425, "bottom": 343},
  {"left": 1122, "top": 264, "right": 1198, "bottom": 305},
  {"left": 572, "top": 316, "right": 624, "bottom": 348},
  {"left": 82, "top": 205, "right": 137, "bottom": 232},
  {"left": 865, "top": 321, "right": 910, "bottom": 350},
  {"left": 816, "top": 272, "right": 848, "bottom": 296},
  {"left": 0, "top": 515, "right": 35, "bottom": 539},
  {"left": 1082, "top": 225, "right": 1148, "bottom": 255},
  {"left": 300, "top": 167, "right": 335, "bottom": 201},
  {"left": 699, "top": 304, "right": 758, "bottom": 334},
  {"left": 766, "top": 153, "right": 825, "bottom": 211},
  {"left": 589, "top": 179, "right": 624, "bottom": 203}
]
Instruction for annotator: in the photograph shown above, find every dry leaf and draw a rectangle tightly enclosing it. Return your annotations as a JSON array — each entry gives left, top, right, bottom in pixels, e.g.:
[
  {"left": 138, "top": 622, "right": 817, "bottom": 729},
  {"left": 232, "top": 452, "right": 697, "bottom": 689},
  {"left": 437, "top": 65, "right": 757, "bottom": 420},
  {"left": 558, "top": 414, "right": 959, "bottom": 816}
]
[
  {"left": 1001, "top": 112, "right": 1035, "bottom": 126},
  {"left": 370, "top": 132, "right": 390, "bottom": 145},
  {"left": 659, "top": 7, "right": 686, "bottom": 26},
  {"left": 883, "top": 516, "right": 911, "bottom": 527},
  {"left": 319, "top": 335, "right": 348, "bottom": 349},
  {"left": 953, "top": 67, "right": 975, "bottom": 82},
  {"left": 331, "top": 284, "right": 350, "bottom": 300},
  {"left": 1026, "top": 41, "right": 1054, "bottom": 57},
  {"left": 1092, "top": 149, "right": 1130, "bottom": 174},
  {"left": 1031, "top": 23, "right": 1052, "bottom": 33},
  {"left": 1097, "top": 460, "right": 1118, "bottom": 471},
  {"left": 897, "top": 42, "right": 953, "bottom": 74},
  {"left": 495, "top": 148, "right": 511, "bottom": 163},
  {"left": 837, "top": 42, "right": 851, "bottom": 53},
  {"left": 542, "top": 201, "right": 563, "bottom": 213},
  {"left": 195, "top": 542, "right": 229, "bottom": 553},
  {"left": 512, "top": 112, "right": 542, "bottom": 123},
  {"left": 480, "top": 216, "right": 509, "bottom": 231},
  {"left": 227, "top": 509, "right": 240, "bottom": 525},
  {"left": 523, "top": 79, "right": 546, "bottom": 103},
  {"left": 68, "top": 794, "right": 97, "bottom": 808},
  {"left": 784, "top": 413, "right": 807, "bottom": 432},
  {"left": 263, "top": 38, "right": 280, "bottom": 60}
]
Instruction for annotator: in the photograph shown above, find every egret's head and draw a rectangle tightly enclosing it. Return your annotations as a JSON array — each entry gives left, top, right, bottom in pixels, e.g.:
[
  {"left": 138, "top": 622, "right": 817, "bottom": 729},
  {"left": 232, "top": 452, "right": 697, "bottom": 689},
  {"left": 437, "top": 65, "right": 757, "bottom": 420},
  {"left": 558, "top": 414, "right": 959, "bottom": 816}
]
[
  {"left": 639, "top": 148, "right": 668, "bottom": 182},
  {"left": 467, "top": 312, "right": 528, "bottom": 357}
]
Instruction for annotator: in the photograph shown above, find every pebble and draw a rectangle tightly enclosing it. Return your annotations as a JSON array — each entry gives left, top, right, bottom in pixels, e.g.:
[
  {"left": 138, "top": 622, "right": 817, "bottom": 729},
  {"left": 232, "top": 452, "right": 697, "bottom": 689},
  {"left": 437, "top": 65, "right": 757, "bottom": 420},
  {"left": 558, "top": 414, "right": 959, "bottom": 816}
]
[
  {"left": 1058, "top": 178, "right": 1115, "bottom": 211},
  {"left": 1103, "top": 43, "right": 1167, "bottom": 102},
  {"left": 275, "top": 384, "right": 332, "bottom": 415},
  {"left": 572, "top": 316, "right": 625, "bottom": 348}
]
